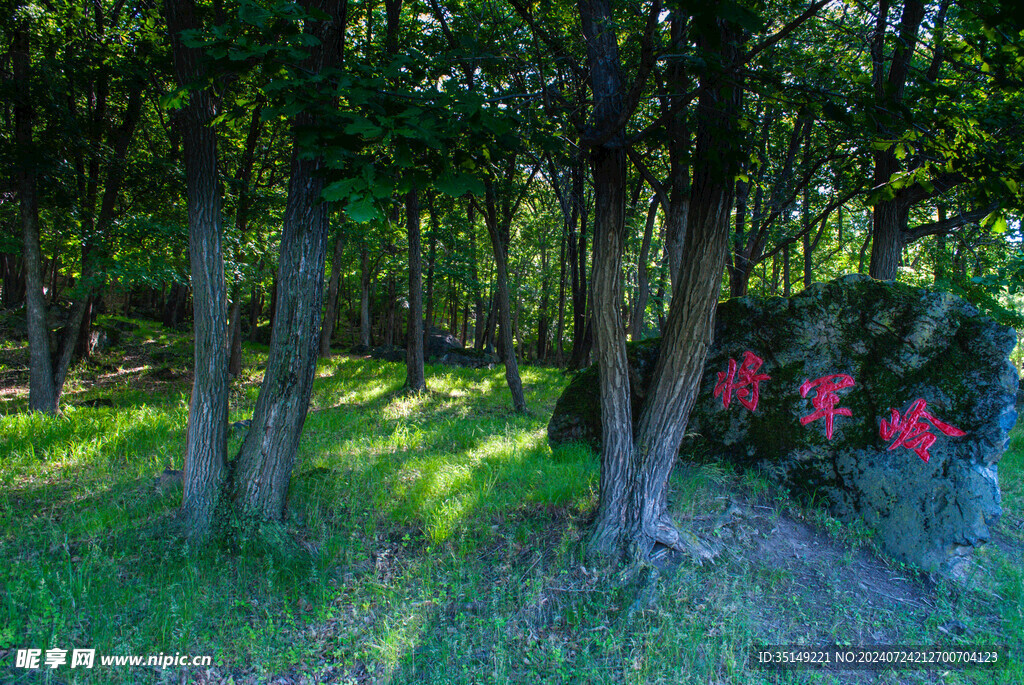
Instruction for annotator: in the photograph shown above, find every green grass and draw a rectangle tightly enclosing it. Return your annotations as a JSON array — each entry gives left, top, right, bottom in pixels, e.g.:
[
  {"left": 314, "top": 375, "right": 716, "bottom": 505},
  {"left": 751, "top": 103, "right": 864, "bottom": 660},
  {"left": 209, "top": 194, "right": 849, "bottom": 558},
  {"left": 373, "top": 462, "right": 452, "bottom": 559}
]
[{"left": 1, "top": 321, "right": 1022, "bottom": 683}]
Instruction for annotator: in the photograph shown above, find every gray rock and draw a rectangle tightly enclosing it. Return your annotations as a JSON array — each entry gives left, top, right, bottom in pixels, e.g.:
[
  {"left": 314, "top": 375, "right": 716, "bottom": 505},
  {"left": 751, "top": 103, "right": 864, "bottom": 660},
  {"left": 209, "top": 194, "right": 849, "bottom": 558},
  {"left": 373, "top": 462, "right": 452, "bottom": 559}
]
[
  {"left": 371, "top": 345, "right": 406, "bottom": 363},
  {"left": 425, "top": 327, "right": 464, "bottom": 359},
  {"left": 439, "top": 350, "right": 497, "bottom": 369},
  {"left": 549, "top": 275, "right": 1019, "bottom": 572}
]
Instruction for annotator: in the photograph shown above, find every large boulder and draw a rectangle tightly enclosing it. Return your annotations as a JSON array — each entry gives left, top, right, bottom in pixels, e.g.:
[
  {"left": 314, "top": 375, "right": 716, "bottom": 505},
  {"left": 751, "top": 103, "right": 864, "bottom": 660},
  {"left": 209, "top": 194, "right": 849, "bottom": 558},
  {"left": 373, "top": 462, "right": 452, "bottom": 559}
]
[
  {"left": 440, "top": 350, "right": 498, "bottom": 369},
  {"left": 549, "top": 275, "right": 1019, "bottom": 572},
  {"left": 370, "top": 345, "right": 406, "bottom": 363},
  {"left": 425, "top": 327, "right": 464, "bottom": 359}
]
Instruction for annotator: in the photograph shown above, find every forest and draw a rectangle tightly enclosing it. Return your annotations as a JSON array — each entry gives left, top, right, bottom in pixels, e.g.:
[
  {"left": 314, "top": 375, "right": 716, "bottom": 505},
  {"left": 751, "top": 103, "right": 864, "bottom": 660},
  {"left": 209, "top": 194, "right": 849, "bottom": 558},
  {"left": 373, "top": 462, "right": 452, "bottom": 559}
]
[{"left": 2, "top": 0, "right": 1024, "bottom": 682}]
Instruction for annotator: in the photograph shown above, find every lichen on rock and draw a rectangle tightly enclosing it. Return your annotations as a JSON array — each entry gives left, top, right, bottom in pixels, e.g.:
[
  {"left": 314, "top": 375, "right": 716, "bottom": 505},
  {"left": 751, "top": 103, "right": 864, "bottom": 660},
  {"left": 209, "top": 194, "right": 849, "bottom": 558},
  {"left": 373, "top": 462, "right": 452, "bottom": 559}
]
[{"left": 548, "top": 274, "right": 1020, "bottom": 572}]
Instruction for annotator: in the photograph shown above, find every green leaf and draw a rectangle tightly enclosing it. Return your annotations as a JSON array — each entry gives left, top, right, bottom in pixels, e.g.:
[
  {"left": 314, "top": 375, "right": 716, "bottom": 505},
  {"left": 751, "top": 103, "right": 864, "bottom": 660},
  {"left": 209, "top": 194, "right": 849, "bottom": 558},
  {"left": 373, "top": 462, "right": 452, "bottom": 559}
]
[
  {"left": 435, "top": 173, "right": 485, "bottom": 198},
  {"left": 159, "top": 88, "right": 190, "bottom": 110},
  {"left": 345, "top": 196, "right": 379, "bottom": 223},
  {"left": 322, "top": 179, "right": 359, "bottom": 202}
]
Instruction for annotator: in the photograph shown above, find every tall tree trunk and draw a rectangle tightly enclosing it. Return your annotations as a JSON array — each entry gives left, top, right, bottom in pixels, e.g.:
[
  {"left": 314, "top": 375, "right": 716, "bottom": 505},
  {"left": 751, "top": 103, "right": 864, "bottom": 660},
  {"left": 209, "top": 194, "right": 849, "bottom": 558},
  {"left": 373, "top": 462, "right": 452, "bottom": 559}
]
[
  {"left": 405, "top": 189, "right": 427, "bottom": 392},
  {"left": 424, "top": 194, "right": 438, "bottom": 340},
  {"left": 165, "top": 0, "right": 230, "bottom": 540},
  {"left": 802, "top": 186, "right": 813, "bottom": 287},
  {"left": 267, "top": 277, "right": 278, "bottom": 333},
  {"left": 567, "top": 157, "right": 590, "bottom": 370},
  {"left": 868, "top": 0, "right": 924, "bottom": 280},
  {"left": 626, "top": 18, "right": 744, "bottom": 561},
  {"left": 14, "top": 24, "right": 58, "bottom": 414},
  {"left": 868, "top": 188, "right": 906, "bottom": 280},
  {"left": 359, "top": 246, "right": 372, "bottom": 347},
  {"left": 228, "top": 290, "right": 243, "bottom": 377},
  {"left": 319, "top": 230, "right": 345, "bottom": 357},
  {"left": 385, "top": 274, "right": 396, "bottom": 346},
  {"left": 579, "top": 0, "right": 634, "bottom": 554},
  {"left": 629, "top": 196, "right": 658, "bottom": 341},
  {"left": 232, "top": 0, "right": 347, "bottom": 521},
  {"left": 1, "top": 255, "right": 26, "bottom": 307},
  {"left": 248, "top": 284, "right": 262, "bottom": 343},
  {"left": 729, "top": 179, "right": 750, "bottom": 297},
  {"left": 782, "top": 244, "right": 791, "bottom": 296},
  {"left": 554, "top": 215, "right": 568, "bottom": 365},
  {"left": 483, "top": 183, "right": 526, "bottom": 412},
  {"left": 469, "top": 204, "right": 485, "bottom": 350},
  {"left": 483, "top": 285, "right": 496, "bottom": 352},
  {"left": 934, "top": 205, "right": 948, "bottom": 283},
  {"left": 230, "top": 107, "right": 263, "bottom": 372},
  {"left": 537, "top": 224, "right": 550, "bottom": 360}
]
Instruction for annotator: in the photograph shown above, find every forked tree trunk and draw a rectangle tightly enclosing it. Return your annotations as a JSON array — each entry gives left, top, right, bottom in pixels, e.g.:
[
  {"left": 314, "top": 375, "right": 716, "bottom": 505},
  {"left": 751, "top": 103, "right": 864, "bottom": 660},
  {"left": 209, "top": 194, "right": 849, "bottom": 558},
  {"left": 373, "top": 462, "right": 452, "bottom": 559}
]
[
  {"left": 405, "top": 189, "right": 427, "bottom": 392},
  {"left": 232, "top": 0, "right": 346, "bottom": 521},
  {"left": 586, "top": 6, "right": 744, "bottom": 560},
  {"left": 629, "top": 21, "right": 743, "bottom": 560},
  {"left": 165, "top": 0, "right": 231, "bottom": 540}
]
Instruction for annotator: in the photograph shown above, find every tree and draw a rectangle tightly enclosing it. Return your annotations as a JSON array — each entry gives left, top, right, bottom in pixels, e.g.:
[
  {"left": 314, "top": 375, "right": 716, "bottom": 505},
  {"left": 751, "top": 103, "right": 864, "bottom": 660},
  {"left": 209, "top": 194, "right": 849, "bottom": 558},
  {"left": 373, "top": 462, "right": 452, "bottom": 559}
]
[
  {"left": 232, "top": 0, "right": 349, "bottom": 520},
  {"left": 13, "top": 14, "right": 57, "bottom": 413},
  {"left": 163, "top": 0, "right": 230, "bottom": 540}
]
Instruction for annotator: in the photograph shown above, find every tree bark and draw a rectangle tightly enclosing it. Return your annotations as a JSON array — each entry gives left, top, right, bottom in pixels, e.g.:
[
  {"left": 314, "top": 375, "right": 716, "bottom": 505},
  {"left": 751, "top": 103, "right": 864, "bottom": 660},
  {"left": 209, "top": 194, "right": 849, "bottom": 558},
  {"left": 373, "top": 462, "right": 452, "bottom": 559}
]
[
  {"left": 232, "top": 0, "right": 347, "bottom": 521},
  {"left": 14, "top": 24, "right": 59, "bottom": 414},
  {"left": 405, "top": 189, "right": 427, "bottom": 392},
  {"left": 483, "top": 182, "right": 526, "bottom": 412},
  {"left": 165, "top": 0, "right": 230, "bottom": 540},
  {"left": 579, "top": 0, "right": 635, "bottom": 555},
  {"left": 868, "top": 179, "right": 906, "bottom": 280}
]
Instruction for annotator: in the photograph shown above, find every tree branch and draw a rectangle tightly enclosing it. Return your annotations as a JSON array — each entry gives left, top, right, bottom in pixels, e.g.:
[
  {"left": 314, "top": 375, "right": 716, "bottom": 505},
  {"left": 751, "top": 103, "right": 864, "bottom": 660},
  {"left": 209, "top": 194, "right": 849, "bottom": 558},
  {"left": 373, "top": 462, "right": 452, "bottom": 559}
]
[
  {"left": 903, "top": 202, "right": 998, "bottom": 242},
  {"left": 738, "top": 0, "right": 831, "bottom": 69}
]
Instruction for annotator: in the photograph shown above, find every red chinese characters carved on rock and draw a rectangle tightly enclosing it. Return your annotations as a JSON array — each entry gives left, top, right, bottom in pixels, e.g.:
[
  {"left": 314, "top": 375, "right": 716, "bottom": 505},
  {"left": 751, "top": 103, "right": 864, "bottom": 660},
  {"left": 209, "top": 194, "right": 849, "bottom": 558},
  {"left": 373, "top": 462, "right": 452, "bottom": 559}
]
[
  {"left": 879, "top": 398, "right": 967, "bottom": 463},
  {"left": 714, "top": 351, "right": 771, "bottom": 411},
  {"left": 799, "top": 374, "right": 856, "bottom": 440}
]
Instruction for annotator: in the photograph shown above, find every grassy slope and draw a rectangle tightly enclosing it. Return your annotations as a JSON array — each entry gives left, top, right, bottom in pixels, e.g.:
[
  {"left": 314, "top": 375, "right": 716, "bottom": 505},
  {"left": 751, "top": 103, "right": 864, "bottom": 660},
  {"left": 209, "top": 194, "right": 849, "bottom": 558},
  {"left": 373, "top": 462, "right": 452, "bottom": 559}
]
[{"left": 0, "top": 319, "right": 1021, "bottom": 684}]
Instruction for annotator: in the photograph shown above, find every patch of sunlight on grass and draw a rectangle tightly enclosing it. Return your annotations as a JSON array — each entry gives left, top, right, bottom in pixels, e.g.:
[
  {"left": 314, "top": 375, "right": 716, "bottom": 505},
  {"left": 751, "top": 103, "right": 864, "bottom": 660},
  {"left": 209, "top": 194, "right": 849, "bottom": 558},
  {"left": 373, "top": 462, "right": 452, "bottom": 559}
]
[
  {"left": 1, "top": 401, "right": 187, "bottom": 491},
  {"left": 372, "top": 600, "right": 437, "bottom": 679}
]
